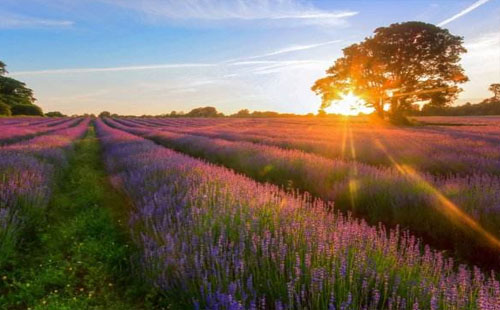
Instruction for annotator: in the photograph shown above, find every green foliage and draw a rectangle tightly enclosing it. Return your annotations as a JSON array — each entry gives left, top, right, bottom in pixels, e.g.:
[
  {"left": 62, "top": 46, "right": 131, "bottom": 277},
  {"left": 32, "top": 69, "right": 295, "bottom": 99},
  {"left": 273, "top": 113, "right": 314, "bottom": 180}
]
[
  {"left": 0, "top": 60, "right": 38, "bottom": 110},
  {"left": 98, "top": 111, "right": 111, "bottom": 118},
  {"left": 186, "top": 106, "right": 224, "bottom": 117},
  {"left": 232, "top": 109, "right": 250, "bottom": 117},
  {"left": 420, "top": 99, "right": 500, "bottom": 116},
  {"left": 45, "top": 111, "right": 66, "bottom": 117},
  {"left": 0, "top": 127, "right": 150, "bottom": 309},
  {"left": 0, "top": 76, "right": 36, "bottom": 106},
  {"left": 312, "top": 21, "right": 468, "bottom": 120},
  {"left": 0, "top": 101, "right": 11, "bottom": 116},
  {"left": 11, "top": 104, "right": 43, "bottom": 116}
]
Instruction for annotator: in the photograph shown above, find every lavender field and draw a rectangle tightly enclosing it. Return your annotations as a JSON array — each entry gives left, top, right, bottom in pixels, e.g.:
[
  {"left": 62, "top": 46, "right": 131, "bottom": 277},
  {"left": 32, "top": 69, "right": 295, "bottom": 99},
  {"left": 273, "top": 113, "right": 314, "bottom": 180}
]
[
  {"left": 2, "top": 116, "right": 500, "bottom": 309},
  {"left": 4, "top": 1, "right": 500, "bottom": 307}
]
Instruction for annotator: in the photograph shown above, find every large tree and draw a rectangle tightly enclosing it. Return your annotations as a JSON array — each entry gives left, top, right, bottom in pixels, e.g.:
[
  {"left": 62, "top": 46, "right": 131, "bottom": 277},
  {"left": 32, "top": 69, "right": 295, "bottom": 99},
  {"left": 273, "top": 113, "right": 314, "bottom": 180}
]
[{"left": 312, "top": 22, "right": 468, "bottom": 122}]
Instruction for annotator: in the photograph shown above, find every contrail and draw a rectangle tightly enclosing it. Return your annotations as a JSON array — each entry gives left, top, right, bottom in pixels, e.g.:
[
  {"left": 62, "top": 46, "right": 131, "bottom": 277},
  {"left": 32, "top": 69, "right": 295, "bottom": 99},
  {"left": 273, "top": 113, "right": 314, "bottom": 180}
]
[
  {"left": 243, "top": 40, "right": 341, "bottom": 60},
  {"left": 221, "top": 39, "right": 341, "bottom": 64},
  {"left": 10, "top": 39, "right": 339, "bottom": 76},
  {"left": 438, "top": 0, "right": 492, "bottom": 26}
]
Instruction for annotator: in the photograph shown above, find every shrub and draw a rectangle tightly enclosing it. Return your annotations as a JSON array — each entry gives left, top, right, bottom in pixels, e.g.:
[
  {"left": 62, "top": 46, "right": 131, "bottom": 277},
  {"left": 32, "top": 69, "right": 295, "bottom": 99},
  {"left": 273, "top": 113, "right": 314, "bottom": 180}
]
[
  {"left": 45, "top": 111, "right": 66, "bottom": 117},
  {"left": 11, "top": 104, "right": 43, "bottom": 116}
]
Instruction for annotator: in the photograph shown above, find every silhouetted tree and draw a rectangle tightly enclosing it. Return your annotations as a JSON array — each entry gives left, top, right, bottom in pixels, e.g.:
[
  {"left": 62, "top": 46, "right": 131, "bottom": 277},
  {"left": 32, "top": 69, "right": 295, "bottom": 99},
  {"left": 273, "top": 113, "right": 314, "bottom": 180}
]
[
  {"left": 233, "top": 109, "right": 250, "bottom": 117},
  {"left": 45, "top": 111, "right": 66, "bottom": 117},
  {"left": 99, "top": 111, "right": 111, "bottom": 118},
  {"left": 186, "top": 106, "right": 223, "bottom": 117},
  {"left": 489, "top": 83, "right": 500, "bottom": 101},
  {"left": 312, "top": 21, "right": 468, "bottom": 123},
  {"left": 0, "top": 61, "right": 7, "bottom": 76}
]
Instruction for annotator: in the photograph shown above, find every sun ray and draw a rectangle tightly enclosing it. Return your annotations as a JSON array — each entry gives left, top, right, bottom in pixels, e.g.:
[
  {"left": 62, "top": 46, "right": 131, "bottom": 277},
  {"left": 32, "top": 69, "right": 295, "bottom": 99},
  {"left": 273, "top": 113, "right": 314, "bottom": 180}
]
[{"left": 373, "top": 139, "right": 500, "bottom": 250}]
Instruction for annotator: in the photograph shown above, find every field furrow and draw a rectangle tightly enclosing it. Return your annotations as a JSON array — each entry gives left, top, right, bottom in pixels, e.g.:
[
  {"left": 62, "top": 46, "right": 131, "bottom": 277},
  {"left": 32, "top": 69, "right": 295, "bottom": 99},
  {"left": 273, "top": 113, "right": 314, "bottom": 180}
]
[
  {"left": 95, "top": 118, "right": 500, "bottom": 309},
  {"left": 104, "top": 117, "right": 500, "bottom": 269}
]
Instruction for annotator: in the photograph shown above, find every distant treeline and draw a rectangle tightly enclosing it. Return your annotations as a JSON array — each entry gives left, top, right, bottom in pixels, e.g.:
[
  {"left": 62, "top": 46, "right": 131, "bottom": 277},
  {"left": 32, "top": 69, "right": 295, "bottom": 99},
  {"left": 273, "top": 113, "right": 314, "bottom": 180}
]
[
  {"left": 99, "top": 107, "right": 315, "bottom": 119},
  {"left": 101, "top": 100, "right": 500, "bottom": 119},
  {"left": 414, "top": 99, "right": 500, "bottom": 116}
]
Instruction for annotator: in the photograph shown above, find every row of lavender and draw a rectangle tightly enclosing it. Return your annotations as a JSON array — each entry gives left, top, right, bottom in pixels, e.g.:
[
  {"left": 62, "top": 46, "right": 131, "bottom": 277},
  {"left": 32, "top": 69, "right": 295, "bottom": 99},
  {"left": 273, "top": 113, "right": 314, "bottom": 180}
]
[
  {"left": 125, "top": 117, "right": 500, "bottom": 176},
  {"left": 105, "top": 117, "right": 500, "bottom": 268},
  {"left": 95, "top": 118, "right": 500, "bottom": 309},
  {"left": 0, "top": 117, "right": 82, "bottom": 145},
  {"left": 0, "top": 118, "right": 89, "bottom": 267}
]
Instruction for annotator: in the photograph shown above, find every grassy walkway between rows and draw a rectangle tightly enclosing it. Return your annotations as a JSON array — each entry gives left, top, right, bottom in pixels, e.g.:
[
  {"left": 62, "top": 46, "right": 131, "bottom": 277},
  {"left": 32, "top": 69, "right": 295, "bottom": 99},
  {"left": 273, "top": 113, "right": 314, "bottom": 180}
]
[{"left": 0, "top": 125, "right": 151, "bottom": 309}]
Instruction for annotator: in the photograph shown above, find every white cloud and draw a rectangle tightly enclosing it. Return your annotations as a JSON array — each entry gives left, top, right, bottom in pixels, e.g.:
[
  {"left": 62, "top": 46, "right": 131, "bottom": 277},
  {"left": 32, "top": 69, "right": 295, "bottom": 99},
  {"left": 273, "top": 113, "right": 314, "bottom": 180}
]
[
  {"left": 456, "top": 31, "right": 500, "bottom": 104},
  {"left": 0, "top": 12, "right": 73, "bottom": 28},
  {"left": 240, "top": 60, "right": 327, "bottom": 75},
  {"left": 10, "top": 37, "right": 338, "bottom": 77},
  {"left": 464, "top": 31, "right": 500, "bottom": 51},
  {"left": 9, "top": 63, "right": 216, "bottom": 76},
  {"left": 101, "top": 0, "right": 357, "bottom": 25},
  {"left": 438, "top": 0, "right": 492, "bottom": 26}
]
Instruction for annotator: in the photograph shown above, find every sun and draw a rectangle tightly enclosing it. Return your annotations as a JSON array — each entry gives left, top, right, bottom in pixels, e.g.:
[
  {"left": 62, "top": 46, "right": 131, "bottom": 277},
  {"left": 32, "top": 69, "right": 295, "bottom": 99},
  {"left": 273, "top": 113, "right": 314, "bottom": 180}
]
[{"left": 325, "top": 92, "right": 375, "bottom": 116}]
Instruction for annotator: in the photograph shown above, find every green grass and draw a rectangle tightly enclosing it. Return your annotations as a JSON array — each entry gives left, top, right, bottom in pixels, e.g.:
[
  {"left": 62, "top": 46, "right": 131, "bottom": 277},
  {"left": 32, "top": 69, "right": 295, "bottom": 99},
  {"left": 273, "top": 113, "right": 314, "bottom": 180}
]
[{"left": 0, "top": 125, "right": 155, "bottom": 309}]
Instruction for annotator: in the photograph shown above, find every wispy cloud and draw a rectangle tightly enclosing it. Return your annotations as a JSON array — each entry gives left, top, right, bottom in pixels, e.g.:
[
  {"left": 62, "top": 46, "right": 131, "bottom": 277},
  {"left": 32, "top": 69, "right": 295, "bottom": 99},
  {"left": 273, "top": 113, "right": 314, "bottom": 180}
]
[
  {"left": 9, "top": 63, "right": 216, "bottom": 76},
  {"left": 101, "top": 0, "right": 357, "bottom": 25},
  {"left": 222, "top": 59, "right": 328, "bottom": 76},
  {"left": 464, "top": 31, "right": 500, "bottom": 50},
  {"left": 246, "top": 60, "right": 328, "bottom": 75},
  {"left": 11, "top": 36, "right": 338, "bottom": 76},
  {"left": 231, "top": 40, "right": 341, "bottom": 61},
  {"left": 0, "top": 12, "right": 73, "bottom": 28},
  {"left": 438, "top": 0, "right": 492, "bottom": 26}
]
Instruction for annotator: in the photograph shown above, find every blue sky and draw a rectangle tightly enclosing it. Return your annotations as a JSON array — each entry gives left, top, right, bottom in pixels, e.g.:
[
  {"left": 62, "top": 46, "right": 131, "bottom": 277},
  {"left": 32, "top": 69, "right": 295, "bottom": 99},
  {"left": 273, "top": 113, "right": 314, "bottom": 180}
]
[{"left": 1, "top": 0, "right": 499, "bottom": 115}]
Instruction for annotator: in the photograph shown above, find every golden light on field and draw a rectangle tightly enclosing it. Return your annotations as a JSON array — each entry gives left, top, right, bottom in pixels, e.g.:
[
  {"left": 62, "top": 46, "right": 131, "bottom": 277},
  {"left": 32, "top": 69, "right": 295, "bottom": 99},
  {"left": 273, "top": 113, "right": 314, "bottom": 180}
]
[{"left": 324, "top": 92, "right": 375, "bottom": 116}]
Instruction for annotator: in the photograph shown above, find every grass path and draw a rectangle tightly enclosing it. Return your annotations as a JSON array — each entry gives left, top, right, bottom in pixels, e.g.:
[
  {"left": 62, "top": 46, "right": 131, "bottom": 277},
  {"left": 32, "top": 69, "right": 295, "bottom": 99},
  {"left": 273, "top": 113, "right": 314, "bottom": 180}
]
[{"left": 0, "top": 125, "right": 150, "bottom": 309}]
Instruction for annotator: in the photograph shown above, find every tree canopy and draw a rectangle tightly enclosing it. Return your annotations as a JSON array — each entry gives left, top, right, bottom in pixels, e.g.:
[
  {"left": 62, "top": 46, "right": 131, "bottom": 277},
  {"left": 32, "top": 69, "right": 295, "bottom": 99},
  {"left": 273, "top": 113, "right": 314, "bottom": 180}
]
[
  {"left": 0, "top": 60, "right": 41, "bottom": 115},
  {"left": 45, "top": 111, "right": 67, "bottom": 117},
  {"left": 186, "top": 106, "right": 223, "bottom": 117},
  {"left": 312, "top": 21, "right": 468, "bottom": 122},
  {"left": 99, "top": 111, "right": 112, "bottom": 118}
]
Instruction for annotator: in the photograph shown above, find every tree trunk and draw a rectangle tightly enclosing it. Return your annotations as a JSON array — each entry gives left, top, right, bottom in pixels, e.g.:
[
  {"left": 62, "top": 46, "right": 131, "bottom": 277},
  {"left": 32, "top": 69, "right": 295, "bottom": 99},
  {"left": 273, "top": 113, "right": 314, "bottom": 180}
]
[
  {"left": 372, "top": 98, "right": 385, "bottom": 119},
  {"left": 389, "top": 98, "right": 410, "bottom": 125}
]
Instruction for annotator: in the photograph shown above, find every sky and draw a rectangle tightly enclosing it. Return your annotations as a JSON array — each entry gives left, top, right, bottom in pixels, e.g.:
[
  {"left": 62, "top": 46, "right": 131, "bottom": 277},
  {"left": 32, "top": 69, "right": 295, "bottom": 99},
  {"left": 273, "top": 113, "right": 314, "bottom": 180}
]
[{"left": 1, "top": 0, "right": 499, "bottom": 115}]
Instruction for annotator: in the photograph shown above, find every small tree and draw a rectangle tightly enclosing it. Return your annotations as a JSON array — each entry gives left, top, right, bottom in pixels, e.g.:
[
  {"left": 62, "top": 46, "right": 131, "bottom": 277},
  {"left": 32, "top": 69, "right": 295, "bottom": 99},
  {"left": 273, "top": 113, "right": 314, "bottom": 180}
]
[
  {"left": 45, "top": 111, "right": 66, "bottom": 117},
  {"left": 11, "top": 104, "right": 43, "bottom": 116},
  {"left": 489, "top": 83, "right": 500, "bottom": 101},
  {"left": 312, "top": 21, "right": 468, "bottom": 123},
  {"left": 186, "top": 106, "right": 223, "bottom": 117},
  {"left": 99, "top": 111, "right": 111, "bottom": 118},
  {"left": 0, "top": 61, "right": 7, "bottom": 76},
  {"left": 233, "top": 109, "right": 250, "bottom": 117}
]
